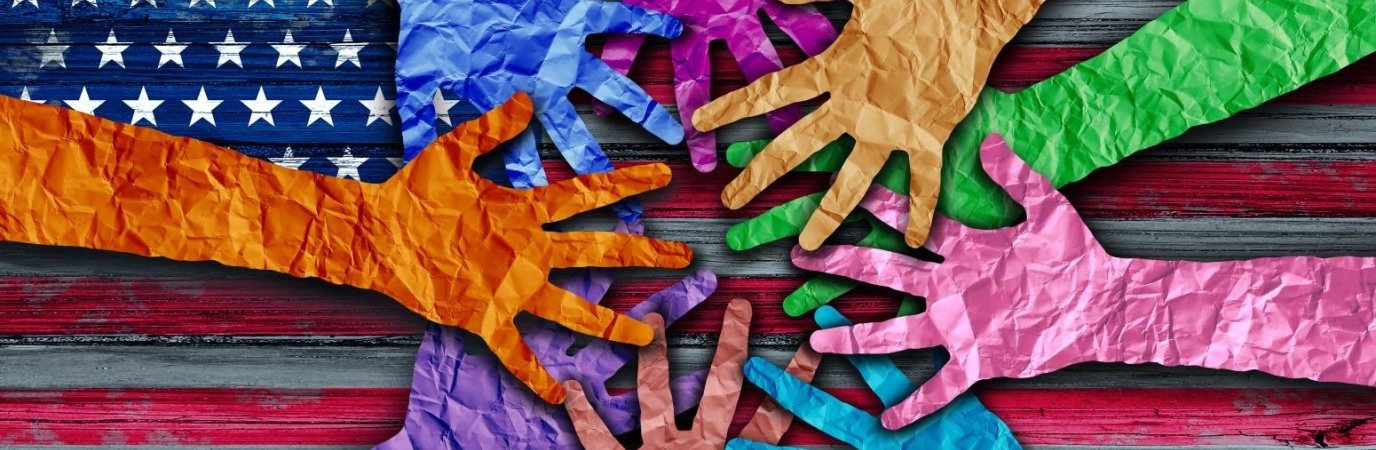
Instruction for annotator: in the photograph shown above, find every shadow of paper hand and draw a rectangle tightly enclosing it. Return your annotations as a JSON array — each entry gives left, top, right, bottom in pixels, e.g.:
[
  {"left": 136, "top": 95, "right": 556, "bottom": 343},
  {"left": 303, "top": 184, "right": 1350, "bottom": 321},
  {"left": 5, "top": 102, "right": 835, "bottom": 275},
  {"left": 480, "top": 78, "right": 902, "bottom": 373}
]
[
  {"left": 596, "top": 0, "right": 838, "bottom": 172},
  {"left": 0, "top": 92, "right": 692, "bottom": 405},
  {"left": 692, "top": 0, "right": 1045, "bottom": 249}
]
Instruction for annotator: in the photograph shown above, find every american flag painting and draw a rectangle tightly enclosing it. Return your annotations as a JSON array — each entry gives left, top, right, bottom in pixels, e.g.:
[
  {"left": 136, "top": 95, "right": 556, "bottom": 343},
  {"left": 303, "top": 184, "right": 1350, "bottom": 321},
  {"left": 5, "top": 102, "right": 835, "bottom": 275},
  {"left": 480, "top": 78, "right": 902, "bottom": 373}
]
[
  {"left": 11, "top": 0, "right": 1376, "bottom": 448},
  {"left": 0, "top": 0, "right": 481, "bottom": 183}
]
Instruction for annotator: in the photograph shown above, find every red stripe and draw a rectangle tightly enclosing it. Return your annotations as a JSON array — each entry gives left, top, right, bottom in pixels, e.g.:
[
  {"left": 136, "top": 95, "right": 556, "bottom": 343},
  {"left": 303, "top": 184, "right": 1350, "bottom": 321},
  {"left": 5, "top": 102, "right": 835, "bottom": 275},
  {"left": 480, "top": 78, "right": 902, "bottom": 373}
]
[
  {"left": 0, "top": 277, "right": 906, "bottom": 336},
  {"left": 585, "top": 46, "right": 1376, "bottom": 105},
  {"left": 0, "top": 387, "right": 1370, "bottom": 446},
  {"left": 604, "top": 160, "right": 1376, "bottom": 220}
]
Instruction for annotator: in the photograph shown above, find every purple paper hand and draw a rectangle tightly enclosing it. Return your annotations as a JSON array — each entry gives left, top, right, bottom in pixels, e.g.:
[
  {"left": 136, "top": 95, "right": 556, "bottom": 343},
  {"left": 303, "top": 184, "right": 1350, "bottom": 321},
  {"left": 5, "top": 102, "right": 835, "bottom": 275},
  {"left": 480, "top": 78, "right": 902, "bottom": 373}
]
[
  {"left": 798, "top": 134, "right": 1376, "bottom": 430},
  {"left": 597, "top": 0, "right": 838, "bottom": 172},
  {"left": 377, "top": 244, "right": 718, "bottom": 449}
]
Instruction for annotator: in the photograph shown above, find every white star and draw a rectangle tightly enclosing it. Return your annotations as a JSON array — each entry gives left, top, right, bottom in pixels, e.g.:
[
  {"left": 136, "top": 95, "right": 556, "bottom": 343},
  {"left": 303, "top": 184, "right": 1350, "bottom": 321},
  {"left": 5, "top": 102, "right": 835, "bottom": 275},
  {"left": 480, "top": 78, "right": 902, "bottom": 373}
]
[
  {"left": 247, "top": 0, "right": 272, "bottom": 6},
  {"left": 385, "top": 157, "right": 403, "bottom": 168},
  {"left": 19, "top": 87, "right": 42, "bottom": 104},
  {"left": 331, "top": 30, "right": 366, "bottom": 68},
  {"left": 155, "top": 29, "right": 187, "bottom": 68},
  {"left": 271, "top": 30, "right": 305, "bottom": 68},
  {"left": 360, "top": 87, "right": 395, "bottom": 126},
  {"left": 189, "top": 0, "right": 212, "bottom": 6},
  {"left": 433, "top": 90, "right": 460, "bottom": 125},
  {"left": 241, "top": 87, "right": 281, "bottom": 126},
  {"left": 12, "top": 0, "right": 37, "bottom": 8},
  {"left": 123, "top": 87, "right": 163, "bottom": 126},
  {"left": 38, "top": 30, "right": 68, "bottom": 69},
  {"left": 328, "top": 147, "right": 365, "bottom": 180},
  {"left": 182, "top": 87, "right": 222, "bottom": 126},
  {"left": 129, "top": 0, "right": 155, "bottom": 6},
  {"left": 72, "top": 0, "right": 94, "bottom": 6},
  {"left": 307, "top": 0, "right": 330, "bottom": 6},
  {"left": 366, "top": 0, "right": 394, "bottom": 7},
  {"left": 213, "top": 30, "right": 248, "bottom": 68},
  {"left": 300, "top": 87, "right": 340, "bottom": 126},
  {"left": 95, "top": 29, "right": 130, "bottom": 69},
  {"left": 271, "top": 147, "right": 309, "bottom": 170},
  {"left": 64, "top": 87, "right": 104, "bottom": 115}
]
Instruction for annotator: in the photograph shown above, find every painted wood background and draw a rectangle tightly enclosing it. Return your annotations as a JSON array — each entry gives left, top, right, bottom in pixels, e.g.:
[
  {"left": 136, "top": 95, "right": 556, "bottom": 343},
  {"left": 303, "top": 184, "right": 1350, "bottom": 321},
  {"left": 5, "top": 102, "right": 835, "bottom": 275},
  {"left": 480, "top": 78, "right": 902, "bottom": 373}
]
[{"left": 5, "top": 0, "right": 1376, "bottom": 448}]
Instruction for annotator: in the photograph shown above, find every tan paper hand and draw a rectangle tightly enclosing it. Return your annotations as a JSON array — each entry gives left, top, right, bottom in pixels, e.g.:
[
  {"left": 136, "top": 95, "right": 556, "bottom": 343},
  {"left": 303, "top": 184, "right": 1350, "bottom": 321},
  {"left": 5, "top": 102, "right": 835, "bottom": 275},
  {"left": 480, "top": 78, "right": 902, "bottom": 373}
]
[
  {"left": 0, "top": 92, "right": 692, "bottom": 405},
  {"left": 693, "top": 0, "right": 1045, "bottom": 249},
  {"left": 564, "top": 299, "right": 821, "bottom": 449}
]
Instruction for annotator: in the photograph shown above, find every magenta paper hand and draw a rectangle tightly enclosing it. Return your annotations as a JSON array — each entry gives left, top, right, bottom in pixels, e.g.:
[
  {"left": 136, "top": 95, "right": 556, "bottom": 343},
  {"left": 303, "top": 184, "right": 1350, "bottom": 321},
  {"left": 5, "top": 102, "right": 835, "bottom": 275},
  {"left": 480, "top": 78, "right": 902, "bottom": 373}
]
[
  {"left": 598, "top": 0, "right": 837, "bottom": 171},
  {"left": 798, "top": 134, "right": 1376, "bottom": 431}
]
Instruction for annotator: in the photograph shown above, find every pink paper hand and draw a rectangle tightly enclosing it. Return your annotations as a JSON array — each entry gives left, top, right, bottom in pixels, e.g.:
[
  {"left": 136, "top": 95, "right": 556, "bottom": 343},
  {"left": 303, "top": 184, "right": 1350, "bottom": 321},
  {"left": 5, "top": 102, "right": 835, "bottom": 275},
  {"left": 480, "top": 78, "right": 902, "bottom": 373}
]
[
  {"left": 800, "top": 134, "right": 1376, "bottom": 431},
  {"left": 598, "top": 0, "right": 837, "bottom": 172}
]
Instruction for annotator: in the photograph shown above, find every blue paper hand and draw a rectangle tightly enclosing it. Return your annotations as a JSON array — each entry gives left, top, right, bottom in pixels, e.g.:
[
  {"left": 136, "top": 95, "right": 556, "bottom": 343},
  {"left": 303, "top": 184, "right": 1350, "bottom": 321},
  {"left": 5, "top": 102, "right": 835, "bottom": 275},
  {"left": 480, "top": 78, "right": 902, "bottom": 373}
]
[
  {"left": 726, "top": 306, "right": 1021, "bottom": 450},
  {"left": 397, "top": 0, "right": 685, "bottom": 221}
]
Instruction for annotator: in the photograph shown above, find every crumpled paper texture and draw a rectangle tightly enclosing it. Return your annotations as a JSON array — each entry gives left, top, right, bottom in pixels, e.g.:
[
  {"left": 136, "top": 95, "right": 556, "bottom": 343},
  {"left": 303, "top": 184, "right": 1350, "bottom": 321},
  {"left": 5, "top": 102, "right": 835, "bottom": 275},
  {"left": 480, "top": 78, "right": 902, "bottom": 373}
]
[
  {"left": 376, "top": 262, "right": 718, "bottom": 449},
  {"left": 396, "top": 0, "right": 685, "bottom": 219},
  {"left": 726, "top": 0, "right": 1376, "bottom": 237},
  {"left": 691, "top": 0, "right": 1046, "bottom": 249},
  {"left": 798, "top": 135, "right": 1376, "bottom": 430},
  {"left": 566, "top": 299, "right": 822, "bottom": 449},
  {"left": 728, "top": 305, "right": 1020, "bottom": 449},
  {"left": 596, "top": 0, "right": 838, "bottom": 172},
  {"left": 0, "top": 92, "right": 691, "bottom": 405}
]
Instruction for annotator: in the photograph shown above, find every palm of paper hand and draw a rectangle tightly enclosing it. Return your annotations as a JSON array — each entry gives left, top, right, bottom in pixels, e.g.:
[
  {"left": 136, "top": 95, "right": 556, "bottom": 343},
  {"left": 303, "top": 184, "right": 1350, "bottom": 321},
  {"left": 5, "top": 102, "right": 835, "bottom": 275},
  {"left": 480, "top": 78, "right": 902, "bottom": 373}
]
[
  {"left": 795, "top": 135, "right": 1121, "bottom": 429},
  {"left": 370, "top": 93, "right": 693, "bottom": 406}
]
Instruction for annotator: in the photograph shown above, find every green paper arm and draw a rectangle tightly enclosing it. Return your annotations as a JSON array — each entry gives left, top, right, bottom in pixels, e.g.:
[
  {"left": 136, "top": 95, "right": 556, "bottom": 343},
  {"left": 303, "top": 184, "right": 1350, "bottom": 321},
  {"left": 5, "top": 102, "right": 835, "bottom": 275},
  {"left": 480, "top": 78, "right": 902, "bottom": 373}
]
[{"left": 729, "top": 0, "right": 1376, "bottom": 230}]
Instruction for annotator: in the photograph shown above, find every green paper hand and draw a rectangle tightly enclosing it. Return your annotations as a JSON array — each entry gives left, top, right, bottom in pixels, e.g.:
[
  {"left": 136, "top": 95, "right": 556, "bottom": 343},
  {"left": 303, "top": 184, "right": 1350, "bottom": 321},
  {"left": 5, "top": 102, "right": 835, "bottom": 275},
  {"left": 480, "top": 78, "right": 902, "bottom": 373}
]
[{"left": 730, "top": 0, "right": 1376, "bottom": 316}]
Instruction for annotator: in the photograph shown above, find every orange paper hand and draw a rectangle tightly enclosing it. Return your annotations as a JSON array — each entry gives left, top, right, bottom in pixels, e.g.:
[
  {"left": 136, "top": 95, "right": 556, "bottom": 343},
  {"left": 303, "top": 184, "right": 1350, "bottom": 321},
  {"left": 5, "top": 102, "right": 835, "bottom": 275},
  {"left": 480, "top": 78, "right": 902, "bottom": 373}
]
[
  {"left": 692, "top": 0, "right": 1045, "bottom": 249},
  {"left": 564, "top": 299, "right": 821, "bottom": 449},
  {"left": 0, "top": 92, "right": 692, "bottom": 405}
]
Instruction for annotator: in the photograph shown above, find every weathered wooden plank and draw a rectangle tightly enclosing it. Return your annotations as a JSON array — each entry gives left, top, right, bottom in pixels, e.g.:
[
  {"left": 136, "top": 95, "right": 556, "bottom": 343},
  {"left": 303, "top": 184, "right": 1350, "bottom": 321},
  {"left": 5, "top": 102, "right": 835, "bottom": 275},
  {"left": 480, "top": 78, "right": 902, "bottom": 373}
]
[
  {"left": 0, "top": 276, "right": 918, "bottom": 336},
  {"left": 8, "top": 217, "right": 1376, "bottom": 279},
  {"left": 0, "top": 343, "right": 1358, "bottom": 391},
  {"left": 2, "top": 386, "right": 1374, "bottom": 447}
]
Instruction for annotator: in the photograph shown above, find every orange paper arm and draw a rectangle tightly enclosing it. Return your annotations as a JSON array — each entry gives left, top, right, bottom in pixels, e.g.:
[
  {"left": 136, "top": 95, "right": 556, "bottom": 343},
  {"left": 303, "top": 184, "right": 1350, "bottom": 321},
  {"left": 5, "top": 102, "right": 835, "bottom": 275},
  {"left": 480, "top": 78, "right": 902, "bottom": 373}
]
[{"left": 0, "top": 92, "right": 693, "bottom": 404}]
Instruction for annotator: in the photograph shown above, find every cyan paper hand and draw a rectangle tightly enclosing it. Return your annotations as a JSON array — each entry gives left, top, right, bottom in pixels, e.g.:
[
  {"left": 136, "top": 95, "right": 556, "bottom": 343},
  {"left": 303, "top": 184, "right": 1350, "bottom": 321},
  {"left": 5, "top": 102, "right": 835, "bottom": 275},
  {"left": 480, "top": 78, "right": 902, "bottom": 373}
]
[
  {"left": 397, "top": 0, "right": 686, "bottom": 220},
  {"left": 726, "top": 305, "right": 1020, "bottom": 449}
]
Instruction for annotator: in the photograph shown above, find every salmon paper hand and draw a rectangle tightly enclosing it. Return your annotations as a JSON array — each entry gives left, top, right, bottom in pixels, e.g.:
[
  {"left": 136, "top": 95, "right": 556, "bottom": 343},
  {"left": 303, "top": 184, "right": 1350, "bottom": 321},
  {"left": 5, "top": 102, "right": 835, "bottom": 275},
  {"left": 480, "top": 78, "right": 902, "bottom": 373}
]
[
  {"left": 727, "top": 305, "right": 1019, "bottom": 450},
  {"left": 396, "top": 0, "right": 685, "bottom": 219},
  {"left": 377, "top": 264, "right": 718, "bottom": 449},
  {"left": 0, "top": 92, "right": 692, "bottom": 405},
  {"left": 596, "top": 0, "right": 838, "bottom": 172},
  {"left": 692, "top": 0, "right": 1046, "bottom": 249},
  {"left": 798, "top": 135, "right": 1376, "bottom": 430},
  {"left": 565, "top": 299, "right": 823, "bottom": 449}
]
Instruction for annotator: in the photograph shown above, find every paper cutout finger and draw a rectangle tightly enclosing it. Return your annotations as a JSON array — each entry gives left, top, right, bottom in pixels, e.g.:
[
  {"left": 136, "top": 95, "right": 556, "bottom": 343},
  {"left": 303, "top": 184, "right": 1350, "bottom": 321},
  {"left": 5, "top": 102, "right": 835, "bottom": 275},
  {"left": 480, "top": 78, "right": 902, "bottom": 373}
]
[
  {"left": 725, "top": 0, "right": 1376, "bottom": 234},
  {"left": 800, "top": 134, "right": 1376, "bottom": 429},
  {"left": 376, "top": 265, "right": 717, "bottom": 449},
  {"left": 596, "top": 0, "right": 838, "bottom": 171},
  {"left": 692, "top": 0, "right": 1047, "bottom": 249},
  {"left": 0, "top": 92, "right": 691, "bottom": 405},
  {"left": 727, "top": 305, "right": 1020, "bottom": 449},
  {"left": 566, "top": 299, "right": 823, "bottom": 448},
  {"left": 396, "top": 0, "right": 685, "bottom": 220}
]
